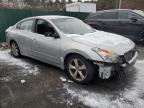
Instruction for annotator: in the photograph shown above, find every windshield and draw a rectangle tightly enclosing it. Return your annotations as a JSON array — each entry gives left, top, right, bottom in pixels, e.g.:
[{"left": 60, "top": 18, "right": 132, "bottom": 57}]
[
  {"left": 133, "top": 10, "right": 144, "bottom": 17},
  {"left": 51, "top": 18, "right": 95, "bottom": 35}
]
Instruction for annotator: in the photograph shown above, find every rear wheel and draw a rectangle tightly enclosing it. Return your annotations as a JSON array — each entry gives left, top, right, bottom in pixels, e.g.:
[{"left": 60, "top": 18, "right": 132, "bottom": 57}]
[
  {"left": 10, "top": 41, "right": 21, "bottom": 58},
  {"left": 65, "top": 55, "right": 96, "bottom": 84}
]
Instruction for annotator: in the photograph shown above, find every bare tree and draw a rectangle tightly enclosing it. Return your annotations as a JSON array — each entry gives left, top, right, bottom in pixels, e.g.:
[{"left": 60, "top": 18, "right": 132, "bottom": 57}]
[
  {"left": 61, "top": 0, "right": 66, "bottom": 3},
  {"left": 0, "top": 0, "right": 3, "bottom": 7},
  {"left": 1, "top": 0, "right": 73, "bottom": 10},
  {"left": 24, "top": 0, "right": 35, "bottom": 8},
  {"left": 68, "top": 0, "right": 73, "bottom": 3},
  {"left": 55, "top": 0, "right": 60, "bottom": 3},
  {"left": 61, "top": 0, "right": 66, "bottom": 9},
  {"left": 77, "top": 0, "right": 82, "bottom": 2},
  {"left": 48, "top": 0, "right": 53, "bottom": 9},
  {"left": 97, "top": 0, "right": 117, "bottom": 10},
  {"left": 41, "top": 0, "right": 46, "bottom": 8}
]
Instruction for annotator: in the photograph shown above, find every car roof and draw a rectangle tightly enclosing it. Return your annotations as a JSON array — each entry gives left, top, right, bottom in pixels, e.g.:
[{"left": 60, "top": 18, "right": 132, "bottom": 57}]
[
  {"left": 15, "top": 15, "right": 75, "bottom": 25},
  {"left": 87, "top": 9, "right": 138, "bottom": 17},
  {"left": 24, "top": 15, "right": 74, "bottom": 20},
  {"left": 102, "top": 9, "right": 131, "bottom": 11},
  {"left": 96, "top": 9, "right": 140, "bottom": 13}
]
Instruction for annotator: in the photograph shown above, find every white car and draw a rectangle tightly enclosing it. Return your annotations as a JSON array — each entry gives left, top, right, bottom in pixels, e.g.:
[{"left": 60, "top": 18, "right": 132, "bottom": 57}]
[{"left": 6, "top": 15, "right": 138, "bottom": 84}]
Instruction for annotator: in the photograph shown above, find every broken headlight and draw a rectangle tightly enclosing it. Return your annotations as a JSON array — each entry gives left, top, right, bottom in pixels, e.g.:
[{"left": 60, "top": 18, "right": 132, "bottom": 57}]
[{"left": 92, "top": 48, "right": 122, "bottom": 63}]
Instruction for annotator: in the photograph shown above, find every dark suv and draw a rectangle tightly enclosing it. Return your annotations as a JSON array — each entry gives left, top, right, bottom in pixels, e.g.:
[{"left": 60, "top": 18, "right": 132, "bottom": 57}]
[{"left": 85, "top": 9, "right": 144, "bottom": 41}]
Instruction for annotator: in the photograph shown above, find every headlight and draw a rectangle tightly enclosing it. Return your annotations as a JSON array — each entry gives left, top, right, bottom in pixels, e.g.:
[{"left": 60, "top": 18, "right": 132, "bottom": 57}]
[{"left": 92, "top": 48, "right": 121, "bottom": 63}]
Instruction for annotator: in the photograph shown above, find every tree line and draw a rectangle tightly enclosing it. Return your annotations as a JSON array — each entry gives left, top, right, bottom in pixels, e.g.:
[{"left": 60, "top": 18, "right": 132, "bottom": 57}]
[
  {"left": 0, "top": 0, "right": 144, "bottom": 11},
  {"left": 0, "top": 0, "right": 76, "bottom": 11}
]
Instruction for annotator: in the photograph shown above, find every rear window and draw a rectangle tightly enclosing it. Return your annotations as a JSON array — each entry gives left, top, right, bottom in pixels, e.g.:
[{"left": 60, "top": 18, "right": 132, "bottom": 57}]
[
  {"left": 17, "top": 19, "right": 34, "bottom": 32},
  {"left": 102, "top": 12, "right": 118, "bottom": 19}
]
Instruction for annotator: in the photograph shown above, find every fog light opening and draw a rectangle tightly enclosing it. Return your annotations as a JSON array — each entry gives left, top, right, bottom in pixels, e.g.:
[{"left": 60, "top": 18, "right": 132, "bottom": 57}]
[{"left": 99, "top": 66, "right": 112, "bottom": 79}]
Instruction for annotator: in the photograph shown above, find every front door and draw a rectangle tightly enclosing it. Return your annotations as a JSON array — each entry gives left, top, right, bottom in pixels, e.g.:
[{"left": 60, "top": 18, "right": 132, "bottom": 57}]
[{"left": 31, "top": 19, "right": 61, "bottom": 65}]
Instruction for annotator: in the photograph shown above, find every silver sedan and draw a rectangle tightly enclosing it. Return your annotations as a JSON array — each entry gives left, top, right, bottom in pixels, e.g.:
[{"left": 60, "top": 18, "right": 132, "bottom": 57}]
[{"left": 6, "top": 15, "right": 138, "bottom": 84}]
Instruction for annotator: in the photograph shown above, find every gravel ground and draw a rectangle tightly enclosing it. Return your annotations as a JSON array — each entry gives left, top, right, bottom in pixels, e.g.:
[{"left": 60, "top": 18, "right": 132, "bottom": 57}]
[{"left": 0, "top": 43, "right": 144, "bottom": 108}]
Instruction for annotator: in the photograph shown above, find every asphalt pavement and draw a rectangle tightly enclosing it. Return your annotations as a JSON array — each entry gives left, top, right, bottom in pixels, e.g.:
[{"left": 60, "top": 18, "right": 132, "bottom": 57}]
[{"left": 0, "top": 43, "right": 144, "bottom": 108}]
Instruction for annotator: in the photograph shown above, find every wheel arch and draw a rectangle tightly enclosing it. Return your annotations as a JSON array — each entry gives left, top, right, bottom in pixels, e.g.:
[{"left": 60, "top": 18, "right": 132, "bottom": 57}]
[
  {"left": 9, "top": 39, "right": 22, "bottom": 55},
  {"left": 63, "top": 52, "right": 98, "bottom": 84},
  {"left": 10, "top": 39, "right": 17, "bottom": 45},
  {"left": 63, "top": 50, "right": 92, "bottom": 69}
]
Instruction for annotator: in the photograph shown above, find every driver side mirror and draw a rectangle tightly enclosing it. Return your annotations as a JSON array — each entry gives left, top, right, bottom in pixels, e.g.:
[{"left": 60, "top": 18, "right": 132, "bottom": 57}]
[
  {"left": 44, "top": 26, "right": 59, "bottom": 38},
  {"left": 53, "top": 32, "right": 59, "bottom": 39},
  {"left": 44, "top": 32, "right": 59, "bottom": 39},
  {"left": 130, "top": 17, "right": 138, "bottom": 22}
]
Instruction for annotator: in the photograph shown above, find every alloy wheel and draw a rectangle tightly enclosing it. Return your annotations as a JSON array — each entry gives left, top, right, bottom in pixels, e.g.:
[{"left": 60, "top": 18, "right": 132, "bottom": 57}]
[
  {"left": 68, "top": 59, "right": 87, "bottom": 81},
  {"left": 11, "top": 42, "right": 19, "bottom": 57}
]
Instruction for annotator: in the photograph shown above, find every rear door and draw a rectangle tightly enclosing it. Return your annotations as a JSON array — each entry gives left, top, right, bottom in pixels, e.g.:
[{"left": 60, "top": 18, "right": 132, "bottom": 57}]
[
  {"left": 100, "top": 11, "right": 120, "bottom": 34},
  {"left": 118, "top": 10, "right": 144, "bottom": 40},
  {"left": 15, "top": 19, "right": 35, "bottom": 56},
  {"left": 85, "top": 11, "right": 120, "bottom": 33}
]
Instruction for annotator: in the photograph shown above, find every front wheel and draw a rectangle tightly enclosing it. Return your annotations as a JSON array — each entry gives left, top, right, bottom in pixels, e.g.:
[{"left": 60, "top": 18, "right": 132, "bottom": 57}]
[{"left": 65, "top": 55, "right": 96, "bottom": 84}]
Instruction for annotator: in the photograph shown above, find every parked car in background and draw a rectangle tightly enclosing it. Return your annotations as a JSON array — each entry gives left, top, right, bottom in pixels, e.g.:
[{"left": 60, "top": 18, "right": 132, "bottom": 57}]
[
  {"left": 6, "top": 16, "right": 138, "bottom": 84},
  {"left": 85, "top": 9, "right": 144, "bottom": 41}
]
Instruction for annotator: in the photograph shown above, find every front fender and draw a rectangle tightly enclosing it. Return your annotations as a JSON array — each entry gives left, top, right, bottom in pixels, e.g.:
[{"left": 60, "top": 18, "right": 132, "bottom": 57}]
[
  {"left": 63, "top": 49, "right": 92, "bottom": 60},
  {"left": 60, "top": 49, "right": 104, "bottom": 69}
]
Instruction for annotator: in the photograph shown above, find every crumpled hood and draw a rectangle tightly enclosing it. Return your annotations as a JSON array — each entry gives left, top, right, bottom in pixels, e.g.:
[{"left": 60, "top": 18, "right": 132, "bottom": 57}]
[{"left": 69, "top": 31, "right": 135, "bottom": 55}]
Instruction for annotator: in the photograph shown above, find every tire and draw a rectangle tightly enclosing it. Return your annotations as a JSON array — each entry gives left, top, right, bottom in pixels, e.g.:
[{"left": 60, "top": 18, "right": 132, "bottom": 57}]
[
  {"left": 10, "top": 41, "right": 21, "bottom": 58},
  {"left": 65, "top": 54, "right": 96, "bottom": 84}
]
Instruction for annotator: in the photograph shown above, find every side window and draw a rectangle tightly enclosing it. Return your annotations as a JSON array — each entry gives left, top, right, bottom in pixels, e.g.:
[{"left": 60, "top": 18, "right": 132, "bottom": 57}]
[
  {"left": 94, "top": 14, "right": 103, "bottom": 19},
  {"left": 102, "top": 12, "right": 118, "bottom": 19},
  {"left": 129, "top": 12, "right": 142, "bottom": 19},
  {"left": 35, "top": 19, "right": 55, "bottom": 36},
  {"left": 17, "top": 19, "right": 34, "bottom": 31},
  {"left": 118, "top": 11, "right": 129, "bottom": 19},
  {"left": 87, "top": 13, "right": 103, "bottom": 19}
]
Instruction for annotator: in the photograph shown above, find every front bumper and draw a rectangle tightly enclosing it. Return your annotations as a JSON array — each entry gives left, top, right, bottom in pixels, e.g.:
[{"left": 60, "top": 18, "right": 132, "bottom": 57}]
[
  {"left": 93, "top": 51, "right": 138, "bottom": 79},
  {"left": 121, "top": 51, "right": 138, "bottom": 68}
]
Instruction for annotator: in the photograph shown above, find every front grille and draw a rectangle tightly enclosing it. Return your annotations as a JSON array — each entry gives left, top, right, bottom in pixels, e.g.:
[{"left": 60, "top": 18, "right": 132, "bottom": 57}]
[{"left": 124, "top": 48, "right": 136, "bottom": 62}]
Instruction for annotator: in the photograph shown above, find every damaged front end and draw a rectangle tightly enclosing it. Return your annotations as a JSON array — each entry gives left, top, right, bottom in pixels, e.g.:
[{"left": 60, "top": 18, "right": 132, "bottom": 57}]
[{"left": 92, "top": 48, "right": 138, "bottom": 79}]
